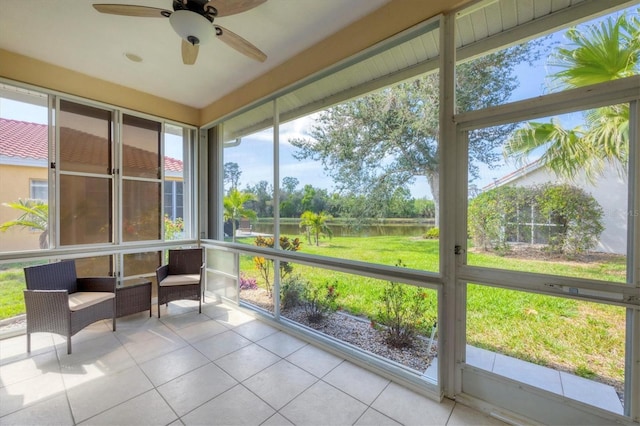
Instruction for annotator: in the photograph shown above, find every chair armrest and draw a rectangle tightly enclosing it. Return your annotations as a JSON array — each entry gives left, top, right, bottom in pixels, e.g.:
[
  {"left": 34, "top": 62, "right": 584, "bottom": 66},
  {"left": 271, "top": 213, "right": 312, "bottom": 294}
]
[
  {"left": 77, "top": 277, "right": 116, "bottom": 293},
  {"left": 24, "top": 289, "right": 70, "bottom": 318},
  {"left": 156, "top": 264, "right": 169, "bottom": 283}
]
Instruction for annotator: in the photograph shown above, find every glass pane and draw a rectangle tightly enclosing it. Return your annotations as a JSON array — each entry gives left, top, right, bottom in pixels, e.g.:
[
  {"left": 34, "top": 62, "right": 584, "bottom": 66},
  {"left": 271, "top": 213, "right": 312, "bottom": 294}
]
[
  {"left": 122, "top": 180, "right": 161, "bottom": 242},
  {"left": 466, "top": 284, "right": 626, "bottom": 414},
  {"left": 75, "top": 255, "right": 113, "bottom": 277},
  {"left": 239, "top": 253, "right": 274, "bottom": 314},
  {"left": 207, "top": 248, "right": 235, "bottom": 275},
  {"left": 164, "top": 123, "right": 187, "bottom": 240},
  {"left": 0, "top": 261, "right": 44, "bottom": 323},
  {"left": 122, "top": 114, "right": 160, "bottom": 179},
  {"left": 29, "top": 179, "right": 47, "bottom": 201},
  {"left": 466, "top": 108, "right": 627, "bottom": 283},
  {"left": 60, "top": 174, "right": 112, "bottom": 245},
  {"left": 123, "top": 251, "right": 160, "bottom": 278},
  {"left": 277, "top": 78, "right": 439, "bottom": 272},
  {"left": 0, "top": 85, "right": 49, "bottom": 252},
  {"left": 164, "top": 181, "right": 184, "bottom": 240},
  {"left": 207, "top": 271, "right": 237, "bottom": 302},
  {"left": 455, "top": 6, "right": 638, "bottom": 111},
  {"left": 59, "top": 100, "right": 112, "bottom": 175},
  {"left": 279, "top": 263, "right": 439, "bottom": 378},
  {"left": 223, "top": 123, "right": 274, "bottom": 242},
  {"left": 206, "top": 248, "right": 238, "bottom": 303}
]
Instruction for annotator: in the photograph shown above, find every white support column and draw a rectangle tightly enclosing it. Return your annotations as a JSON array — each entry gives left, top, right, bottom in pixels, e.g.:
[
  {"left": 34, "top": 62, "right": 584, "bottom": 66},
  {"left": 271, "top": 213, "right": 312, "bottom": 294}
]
[
  {"left": 273, "top": 99, "right": 281, "bottom": 319},
  {"left": 438, "top": 11, "right": 458, "bottom": 399},
  {"left": 48, "top": 95, "right": 56, "bottom": 249},
  {"left": 626, "top": 99, "right": 639, "bottom": 421}
]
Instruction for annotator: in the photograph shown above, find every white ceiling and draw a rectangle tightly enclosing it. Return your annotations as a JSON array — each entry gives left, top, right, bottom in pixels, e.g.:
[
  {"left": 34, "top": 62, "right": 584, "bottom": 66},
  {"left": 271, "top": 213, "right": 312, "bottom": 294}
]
[{"left": 0, "top": 0, "right": 390, "bottom": 109}]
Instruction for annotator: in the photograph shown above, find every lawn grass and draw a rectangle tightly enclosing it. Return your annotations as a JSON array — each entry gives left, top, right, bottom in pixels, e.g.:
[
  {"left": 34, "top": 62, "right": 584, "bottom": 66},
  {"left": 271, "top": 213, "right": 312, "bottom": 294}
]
[
  {"left": 237, "top": 233, "right": 627, "bottom": 385},
  {"left": 466, "top": 284, "right": 625, "bottom": 386},
  {"left": 0, "top": 268, "right": 28, "bottom": 320},
  {"left": 0, "top": 235, "right": 627, "bottom": 386},
  {"left": 467, "top": 250, "right": 627, "bottom": 281}
]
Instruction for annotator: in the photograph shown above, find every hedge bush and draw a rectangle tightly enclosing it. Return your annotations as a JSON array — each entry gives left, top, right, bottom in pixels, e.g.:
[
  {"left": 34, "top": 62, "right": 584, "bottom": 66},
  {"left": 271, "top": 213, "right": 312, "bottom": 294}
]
[{"left": 468, "top": 183, "right": 604, "bottom": 256}]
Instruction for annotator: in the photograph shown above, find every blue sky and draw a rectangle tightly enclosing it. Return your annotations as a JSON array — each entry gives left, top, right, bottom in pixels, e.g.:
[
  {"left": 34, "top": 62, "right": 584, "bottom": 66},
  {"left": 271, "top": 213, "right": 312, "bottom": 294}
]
[
  {"left": 224, "top": 42, "right": 556, "bottom": 199},
  {"left": 0, "top": 98, "right": 47, "bottom": 124},
  {"left": 226, "top": 5, "right": 634, "bottom": 199}
]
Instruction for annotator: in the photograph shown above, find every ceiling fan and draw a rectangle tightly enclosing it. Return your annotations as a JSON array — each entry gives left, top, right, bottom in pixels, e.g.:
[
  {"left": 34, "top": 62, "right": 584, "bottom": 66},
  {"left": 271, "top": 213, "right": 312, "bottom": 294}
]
[{"left": 92, "top": 0, "right": 267, "bottom": 65}]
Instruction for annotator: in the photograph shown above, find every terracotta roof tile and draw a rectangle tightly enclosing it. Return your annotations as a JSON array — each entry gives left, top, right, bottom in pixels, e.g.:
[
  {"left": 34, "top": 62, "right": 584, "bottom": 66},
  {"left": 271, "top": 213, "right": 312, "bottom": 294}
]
[{"left": 0, "top": 118, "right": 48, "bottom": 160}]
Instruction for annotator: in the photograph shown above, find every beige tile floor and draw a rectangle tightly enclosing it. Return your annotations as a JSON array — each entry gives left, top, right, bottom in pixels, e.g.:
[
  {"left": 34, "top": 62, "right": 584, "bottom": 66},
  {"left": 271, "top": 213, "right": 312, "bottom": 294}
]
[{"left": 0, "top": 301, "right": 506, "bottom": 426}]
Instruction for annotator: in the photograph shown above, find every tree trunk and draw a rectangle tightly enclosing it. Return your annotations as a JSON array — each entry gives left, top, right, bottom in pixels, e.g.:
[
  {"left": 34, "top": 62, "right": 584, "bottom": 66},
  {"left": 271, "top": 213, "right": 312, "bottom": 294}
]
[
  {"left": 39, "top": 228, "right": 49, "bottom": 249},
  {"left": 232, "top": 220, "right": 237, "bottom": 243},
  {"left": 425, "top": 170, "right": 440, "bottom": 227}
]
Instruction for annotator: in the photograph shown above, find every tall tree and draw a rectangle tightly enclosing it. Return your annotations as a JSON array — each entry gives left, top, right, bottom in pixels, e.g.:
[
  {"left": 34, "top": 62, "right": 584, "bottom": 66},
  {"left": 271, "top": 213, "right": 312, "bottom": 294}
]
[
  {"left": 505, "top": 10, "right": 639, "bottom": 181},
  {"left": 224, "top": 162, "right": 242, "bottom": 192},
  {"left": 245, "top": 180, "right": 273, "bottom": 217},
  {"left": 280, "top": 177, "right": 301, "bottom": 217},
  {"left": 223, "top": 189, "right": 257, "bottom": 242},
  {"left": 300, "top": 184, "right": 317, "bottom": 213},
  {"left": 281, "top": 176, "right": 299, "bottom": 194},
  {"left": 291, "top": 42, "right": 542, "bottom": 225}
]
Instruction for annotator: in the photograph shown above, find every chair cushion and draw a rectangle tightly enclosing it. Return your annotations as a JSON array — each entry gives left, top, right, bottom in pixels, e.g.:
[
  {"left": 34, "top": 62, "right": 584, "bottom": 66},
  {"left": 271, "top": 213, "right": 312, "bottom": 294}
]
[
  {"left": 160, "top": 274, "right": 200, "bottom": 287},
  {"left": 68, "top": 292, "right": 115, "bottom": 311}
]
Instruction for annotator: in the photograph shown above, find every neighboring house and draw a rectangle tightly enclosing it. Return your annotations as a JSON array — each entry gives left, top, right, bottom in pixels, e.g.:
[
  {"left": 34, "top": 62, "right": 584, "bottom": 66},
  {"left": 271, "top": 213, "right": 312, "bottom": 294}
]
[
  {"left": 487, "top": 159, "right": 627, "bottom": 254},
  {"left": 0, "top": 118, "right": 184, "bottom": 250}
]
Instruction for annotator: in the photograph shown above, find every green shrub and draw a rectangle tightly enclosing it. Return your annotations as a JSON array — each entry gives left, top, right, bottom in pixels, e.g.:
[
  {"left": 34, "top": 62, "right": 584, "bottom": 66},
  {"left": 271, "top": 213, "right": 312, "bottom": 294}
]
[
  {"left": 468, "top": 186, "right": 528, "bottom": 252},
  {"left": 375, "top": 261, "right": 436, "bottom": 348},
  {"left": 468, "top": 184, "right": 604, "bottom": 257},
  {"left": 303, "top": 280, "right": 339, "bottom": 323},
  {"left": 423, "top": 227, "right": 439, "bottom": 239},
  {"left": 536, "top": 184, "right": 604, "bottom": 257},
  {"left": 164, "top": 215, "right": 184, "bottom": 240},
  {"left": 253, "top": 235, "right": 302, "bottom": 297},
  {"left": 280, "top": 274, "right": 306, "bottom": 310}
]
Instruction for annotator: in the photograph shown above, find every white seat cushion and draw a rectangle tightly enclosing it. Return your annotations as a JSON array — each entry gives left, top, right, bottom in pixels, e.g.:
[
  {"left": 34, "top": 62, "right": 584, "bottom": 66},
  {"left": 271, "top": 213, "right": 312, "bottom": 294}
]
[
  {"left": 68, "top": 292, "right": 115, "bottom": 311},
  {"left": 160, "top": 274, "right": 200, "bottom": 287}
]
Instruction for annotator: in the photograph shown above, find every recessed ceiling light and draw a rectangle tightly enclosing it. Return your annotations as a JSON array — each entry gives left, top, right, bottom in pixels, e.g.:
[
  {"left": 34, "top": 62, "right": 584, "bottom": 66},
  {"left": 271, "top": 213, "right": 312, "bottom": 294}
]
[{"left": 124, "top": 52, "right": 143, "bottom": 63}]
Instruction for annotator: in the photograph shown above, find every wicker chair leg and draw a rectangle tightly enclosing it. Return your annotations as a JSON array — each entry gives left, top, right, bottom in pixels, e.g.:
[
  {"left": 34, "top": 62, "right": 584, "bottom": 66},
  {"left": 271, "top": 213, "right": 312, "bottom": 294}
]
[
  {"left": 112, "top": 299, "right": 116, "bottom": 331},
  {"left": 67, "top": 336, "right": 72, "bottom": 355},
  {"left": 26, "top": 332, "right": 31, "bottom": 353}
]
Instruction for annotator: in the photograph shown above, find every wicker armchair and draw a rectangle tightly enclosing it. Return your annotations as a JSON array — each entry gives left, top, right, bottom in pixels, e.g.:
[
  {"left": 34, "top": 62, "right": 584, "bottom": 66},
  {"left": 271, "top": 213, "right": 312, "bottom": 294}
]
[
  {"left": 23, "top": 260, "right": 116, "bottom": 354},
  {"left": 156, "top": 248, "right": 204, "bottom": 318}
]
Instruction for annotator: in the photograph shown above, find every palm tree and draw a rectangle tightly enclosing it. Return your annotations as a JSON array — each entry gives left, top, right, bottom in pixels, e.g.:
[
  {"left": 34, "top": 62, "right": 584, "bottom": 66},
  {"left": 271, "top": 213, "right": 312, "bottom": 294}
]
[
  {"left": 504, "top": 10, "right": 639, "bottom": 181},
  {"left": 223, "top": 189, "right": 257, "bottom": 242},
  {"left": 0, "top": 199, "right": 49, "bottom": 249},
  {"left": 299, "top": 211, "right": 333, "bottom": 246}
]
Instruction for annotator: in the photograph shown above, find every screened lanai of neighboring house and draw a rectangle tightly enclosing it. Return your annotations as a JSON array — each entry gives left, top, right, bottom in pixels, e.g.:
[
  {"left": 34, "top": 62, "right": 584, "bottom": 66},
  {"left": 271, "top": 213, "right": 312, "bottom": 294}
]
[{"left": 0, "top": 0, "right": 639, "bottom": 425}]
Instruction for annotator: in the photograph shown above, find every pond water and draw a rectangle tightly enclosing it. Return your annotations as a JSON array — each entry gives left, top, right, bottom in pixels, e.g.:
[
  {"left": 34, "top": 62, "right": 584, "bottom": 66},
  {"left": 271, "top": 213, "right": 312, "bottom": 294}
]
[{"left": 251, "top": 222, "right": 435, "bottom": 237}]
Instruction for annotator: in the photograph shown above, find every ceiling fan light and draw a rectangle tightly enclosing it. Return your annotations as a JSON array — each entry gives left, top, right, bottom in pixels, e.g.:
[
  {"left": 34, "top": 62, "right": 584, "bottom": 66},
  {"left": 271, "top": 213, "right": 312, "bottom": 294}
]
[{"left": 169, "top": 10, "right": 214, "bottom": 45}]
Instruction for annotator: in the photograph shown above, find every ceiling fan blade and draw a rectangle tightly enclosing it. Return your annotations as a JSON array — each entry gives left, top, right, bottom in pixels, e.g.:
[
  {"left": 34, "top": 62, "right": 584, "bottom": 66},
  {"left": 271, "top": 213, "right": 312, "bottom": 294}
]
[
  {"left": 181, "top": 40, "right": 199, "bottom": 65},
  {"left": 215, "top": 25, "right": 266, "bottom": 62},
  {"left": 92, "top": 4, "right": 170, "bottom": 18},
  {"left": 204, "top": 0, "right": 266, "bottom": 17}
]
